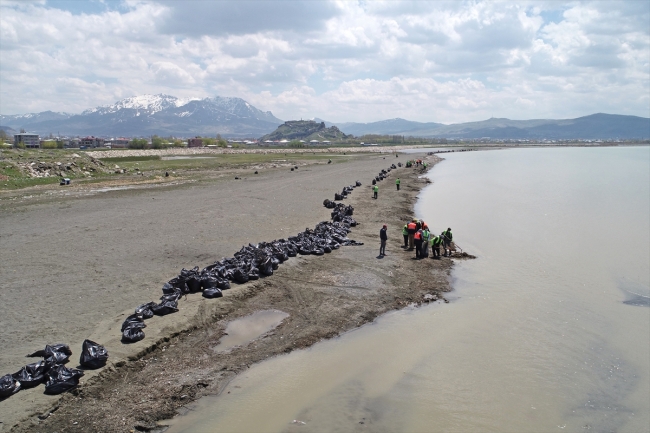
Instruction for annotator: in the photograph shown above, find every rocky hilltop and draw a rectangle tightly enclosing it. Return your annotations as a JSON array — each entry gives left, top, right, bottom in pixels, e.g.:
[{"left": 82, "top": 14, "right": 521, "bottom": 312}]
[{"left": 260, "top": 120, "right": 349, "bottom": 141}]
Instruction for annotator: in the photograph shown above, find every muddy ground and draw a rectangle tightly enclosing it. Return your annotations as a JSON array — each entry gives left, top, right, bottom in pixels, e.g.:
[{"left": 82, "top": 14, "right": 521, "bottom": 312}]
[{"left": 1, "top": 152, "right": 468, "bottom": 433}]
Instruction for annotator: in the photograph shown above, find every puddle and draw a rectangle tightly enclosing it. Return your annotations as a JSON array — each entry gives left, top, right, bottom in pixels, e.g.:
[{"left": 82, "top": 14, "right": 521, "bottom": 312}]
[{"left": 213, "top": 310, "right": 289, "bottom": 353}]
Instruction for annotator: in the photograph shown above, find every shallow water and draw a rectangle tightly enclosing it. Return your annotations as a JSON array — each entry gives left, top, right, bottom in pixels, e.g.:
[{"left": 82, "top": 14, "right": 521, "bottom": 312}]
[
  {"left": 213, "top": 310, "right": 289, "bottom": 353},
  {"left": 166, "top": 146, "right": 650, "bottom": 433}
]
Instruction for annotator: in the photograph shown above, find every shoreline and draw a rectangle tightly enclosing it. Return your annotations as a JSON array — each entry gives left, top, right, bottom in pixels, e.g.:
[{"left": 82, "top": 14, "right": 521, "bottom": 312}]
[{"left": 5, "top": 153, "right": 467, "bottom": 433}]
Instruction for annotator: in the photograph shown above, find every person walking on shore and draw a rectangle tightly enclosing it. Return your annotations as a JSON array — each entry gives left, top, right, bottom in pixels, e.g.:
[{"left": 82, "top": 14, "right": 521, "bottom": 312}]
[
  {"left": 442, "top": 228, "right": 453, "bottom": 257},
  {"left": 379, "top": 224, "right": 388, "bottom": 256},
  {"left": 414, "top": 228, "right": 423, "bottom": 259},
  {"left": 396, "top": 177, "right": 400, "bottom": 191},
  {"left": 402, "top": 223, "right": 408, "bottom": 248},
  {"left": 373, "top": 184, "right": 379, "bottom": 199},
  {"left": 431, "top": 233, "right": 443, "bottom": 259},
  {"left": 407, "top": 219, "right": 417, "bottom": 250}
]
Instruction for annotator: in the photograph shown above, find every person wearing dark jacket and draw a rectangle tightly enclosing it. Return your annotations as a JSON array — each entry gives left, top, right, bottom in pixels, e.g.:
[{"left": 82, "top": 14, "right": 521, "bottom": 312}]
[
  {"left": 379, "top": 224, "right": 388, "bottom": 256},
  {"left": 414, "top": 228, "right": 423, "bottom": 259},
  {"left": 442, "top": 228, "right": 453, "bottom": 257}
]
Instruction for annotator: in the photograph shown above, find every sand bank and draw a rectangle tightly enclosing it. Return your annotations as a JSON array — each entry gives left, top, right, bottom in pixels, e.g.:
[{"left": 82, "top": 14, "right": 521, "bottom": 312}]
[{"left": 1, "top": 153, "right": 459, "bottom": 432}]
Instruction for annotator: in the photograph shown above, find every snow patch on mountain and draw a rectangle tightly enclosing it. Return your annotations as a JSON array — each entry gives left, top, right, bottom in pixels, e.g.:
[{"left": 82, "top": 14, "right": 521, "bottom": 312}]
[{"left": 83, "top": 94, "right": 201, "bottom": 115}]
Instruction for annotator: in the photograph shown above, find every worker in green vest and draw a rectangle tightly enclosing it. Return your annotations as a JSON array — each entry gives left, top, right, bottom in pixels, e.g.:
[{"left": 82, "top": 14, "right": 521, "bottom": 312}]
[
  {"left": 442, "top": 228, "right": 453, "bottom": 257},
  {"left": 373, "top": 184, "right": 379, "bottom": 199},
  {"left": 396, "top": 177, "right": 401, "bottom": 191},
  {"left": 430, "top": 234, "right": 443, "bottom": 259},
  {"left": 402, "top": 224, "right": 408, "bottom": 248}
]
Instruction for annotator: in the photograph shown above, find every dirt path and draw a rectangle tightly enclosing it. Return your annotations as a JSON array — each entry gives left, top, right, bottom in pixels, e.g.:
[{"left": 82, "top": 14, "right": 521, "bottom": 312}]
[{"left": 2, "top": 153, "right": 465, "bottom": 433}]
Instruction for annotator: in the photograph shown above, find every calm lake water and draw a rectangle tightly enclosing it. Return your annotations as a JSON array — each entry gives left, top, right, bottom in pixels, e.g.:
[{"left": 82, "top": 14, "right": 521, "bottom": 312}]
[{"left": 167, "top": 146, "right": 650, "bottom": 433}]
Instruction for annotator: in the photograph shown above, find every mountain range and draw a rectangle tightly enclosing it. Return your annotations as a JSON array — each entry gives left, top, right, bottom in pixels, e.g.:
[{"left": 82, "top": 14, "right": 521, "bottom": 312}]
[
  {"left": 1, "top": 94, "right": 648, "bottom": 140},
  {"left": 323, "top": 114, "right": 650, "bottom": 140},
  {"left": 0, "top": 94, "right": 282, "bottom": 138}
]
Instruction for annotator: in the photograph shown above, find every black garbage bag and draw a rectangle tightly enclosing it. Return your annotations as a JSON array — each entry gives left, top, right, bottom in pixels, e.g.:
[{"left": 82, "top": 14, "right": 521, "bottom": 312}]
[
  {"left": 217, "top": 278, "right": 231, "bottom": 290},
  {"left": 248, "top": 267, "right": 260, "bottom": 280},
  {"left": 201, "top": 275, "right": 218, "bottom": 290},
  {"left": 152, "top": 300, "right": 179, "bottom": 316},
  {"left": 28, "top": 344, "right": 73, "bottom": 366},
  {"left": 202, "top": 288, "right": 223, "bottom": 299},
  {"left": 232, "top": 268, "right": 249, "bottom": 284},
  {"left": 12, "top": 361, "right": 47, "bottom": 388},
  {"left": 160, "top": 290, "right": 182, "bottom": 302},
  {"left": 79, "top": 339, "right": 109, "bottom": 369},
  {"left": 186, "top": 276, "right": 201, "bottom": 293},
  {"left": 259, "top": 258, "right": 273, "bottom": 276},
  {"left": 44, "top": 365, "right": 84, "bottom": 395},
  {"left": 122, "top": 326, "right": 145, "bottom": 343},
  {"left": 372, "top": 179, "right": 376, "bottom": 185},
  {"left": 162, "top": 281, "right": 178, "bottom": 294},
  {"left": 0, "top": 374, "right": 21, "bottom": 399},
  {"left": 135, "top": 302, "right": 157, "bottom": 319},
  {"left": 356, "top": 180, "right": 362, "bottom": 186},
  {"left": 121, "top": 314, "right": 146, "bottom": 332}
]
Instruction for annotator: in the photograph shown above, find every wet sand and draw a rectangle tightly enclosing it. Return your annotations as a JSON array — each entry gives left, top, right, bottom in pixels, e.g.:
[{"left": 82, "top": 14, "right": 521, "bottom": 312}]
[{"left": 1, "top": 152, "right": 458, "bottom": 432}]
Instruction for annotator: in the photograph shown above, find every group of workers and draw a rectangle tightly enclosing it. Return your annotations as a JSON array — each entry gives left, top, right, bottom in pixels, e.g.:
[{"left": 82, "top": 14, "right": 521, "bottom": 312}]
[
  {"left": 406, "top": 220, "right": 452, "bottom": 259},
  {"left": 378, "top": 220, "right": 453, "bottom": 259},
  {"left": 404, "top": 159, "right": 427, "bottom": 169}
]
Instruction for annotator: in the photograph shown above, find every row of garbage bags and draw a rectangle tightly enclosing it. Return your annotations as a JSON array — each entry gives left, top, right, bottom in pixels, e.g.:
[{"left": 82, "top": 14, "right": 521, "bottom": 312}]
[
  {"left": 371, "top": 164, "right": 398, "bottom": 185},
  {"left": 333, "top": 180, "right": 362, "bottom": 200},
  {"left": 121, "top": 182, "right": 366, "bottom": 344},
  {"left": 0, "top": 340, "right": 108, "bottom": 399}
]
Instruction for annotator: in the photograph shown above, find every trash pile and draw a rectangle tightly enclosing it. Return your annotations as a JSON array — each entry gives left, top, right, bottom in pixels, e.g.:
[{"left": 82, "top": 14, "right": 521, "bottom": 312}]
[
  {"left": 122, "top": 181, "right": 366, "bottom": 344},
  {"left": 371, "top": 164, "right": 396, "bottom": 185},
  {"left": 0, "top": 340, "right": 108, "bottom": 399}
]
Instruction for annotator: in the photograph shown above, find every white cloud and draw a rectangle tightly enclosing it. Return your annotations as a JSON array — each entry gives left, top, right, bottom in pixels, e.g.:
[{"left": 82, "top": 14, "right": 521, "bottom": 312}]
[{"left": 0, "top": 0, "right": 648, "bottom": 122}]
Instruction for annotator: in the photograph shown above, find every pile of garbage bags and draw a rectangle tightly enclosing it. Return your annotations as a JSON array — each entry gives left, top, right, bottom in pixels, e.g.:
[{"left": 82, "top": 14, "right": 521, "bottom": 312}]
[
  {"left": 123, "top": 180, "right": 367, "bottom": 344},
  {"left": 1, "top": 340, "right": 108, "bottom": 399}
]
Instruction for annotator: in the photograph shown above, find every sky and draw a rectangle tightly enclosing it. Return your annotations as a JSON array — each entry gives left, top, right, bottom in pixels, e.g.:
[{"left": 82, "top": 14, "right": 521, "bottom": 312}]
[{"left": 0, "top": 0, "right": 648, "bottom": 124}]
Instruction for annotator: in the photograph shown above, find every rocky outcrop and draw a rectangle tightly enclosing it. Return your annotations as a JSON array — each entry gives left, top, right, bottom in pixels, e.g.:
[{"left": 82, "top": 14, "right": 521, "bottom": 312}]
[{"left": 259, "top": 120, "right": 348, "bottom": 141}]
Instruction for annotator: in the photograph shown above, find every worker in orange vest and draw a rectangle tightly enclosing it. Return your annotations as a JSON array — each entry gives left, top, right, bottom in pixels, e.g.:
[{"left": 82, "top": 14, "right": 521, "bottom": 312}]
[
  {"left": 407, "top": 220, "right": 417, "bottom": 250},
  {"left": 414, "top": 227, "right": 423, "bottom": 259}
]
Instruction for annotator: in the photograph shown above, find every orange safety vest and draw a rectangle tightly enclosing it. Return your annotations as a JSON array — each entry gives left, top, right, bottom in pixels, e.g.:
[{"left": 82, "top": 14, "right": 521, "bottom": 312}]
[
  {"left": 407, "top": 222, "right": 417, "bottom": 230},
  {"left": 414, "top": 231, "right": 422, "bottom": 240}
]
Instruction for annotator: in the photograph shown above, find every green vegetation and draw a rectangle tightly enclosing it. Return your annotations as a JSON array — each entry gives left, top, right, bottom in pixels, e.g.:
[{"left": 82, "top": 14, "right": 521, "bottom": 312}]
[
  {"left": 288, "top": 140, "right": 305, "bottom": 148},
  {"left": 128, "top": 138, "right": 149, "bottom": 149}
]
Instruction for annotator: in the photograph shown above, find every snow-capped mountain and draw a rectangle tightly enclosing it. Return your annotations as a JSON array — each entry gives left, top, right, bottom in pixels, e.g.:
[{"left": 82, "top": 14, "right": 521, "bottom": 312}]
[
  {"left": 0, "top": 111, "right": 73, "bottom": 129},
  {"left": 82, "top": 94, "right": 201, "bottom": 115},
  {"left": 1, "top": 95, "right": 283, "bottom": 137}
]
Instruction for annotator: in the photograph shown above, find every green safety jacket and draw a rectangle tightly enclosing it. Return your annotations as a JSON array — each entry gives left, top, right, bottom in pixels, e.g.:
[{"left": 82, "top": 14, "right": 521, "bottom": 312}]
[
  {"left": 443, "top": 230, "right": 452, "bottom": 241},
  {"left": 373, "top": 185, "right": 379, "bottom": 192},
  {"left": 422, "top": 230, "right": 430, "bottom": 242},
  {"left": 396, "top": 178, "right": 400, "bottom": 184},
  {"left": 430, "top": 236, "right": 443, "bottom": 246},
  {"left": 402, "top": 225, "right": 408, "bottom": 236}
]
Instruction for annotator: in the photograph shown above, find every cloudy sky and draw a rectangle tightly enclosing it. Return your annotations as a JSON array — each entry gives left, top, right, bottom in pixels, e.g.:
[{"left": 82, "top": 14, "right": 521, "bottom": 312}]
[{"left": 1, "top": 0, "right": 648, "bottom": 123}]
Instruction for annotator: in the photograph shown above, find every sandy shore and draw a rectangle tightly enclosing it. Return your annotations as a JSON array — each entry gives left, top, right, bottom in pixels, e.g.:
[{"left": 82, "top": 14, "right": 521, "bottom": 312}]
[{"left": 1, "top": 152, "right": 462, "bottom": 432}]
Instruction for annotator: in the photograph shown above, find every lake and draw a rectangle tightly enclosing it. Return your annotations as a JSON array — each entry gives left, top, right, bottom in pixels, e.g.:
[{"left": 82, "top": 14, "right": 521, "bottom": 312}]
[{"left": 166, "top": 146, "right": 650, "bottom": 433}]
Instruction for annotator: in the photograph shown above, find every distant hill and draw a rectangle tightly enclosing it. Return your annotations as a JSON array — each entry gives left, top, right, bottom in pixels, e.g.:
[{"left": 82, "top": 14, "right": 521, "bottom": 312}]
[
  {"left": 327, "top": 118, "right": 444, "bottom": 136},
  {"left": 0, "top": 125, "right": 18, "bottom": 136},
  {"left": 325, "top": 113, "right": 650, "bottom": 140},
  {"left": 0, "top": 95, "right": 283, "bottom": 138},
  {"left": 260, "top": 120, "right": 348, "bottom": 141}
]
